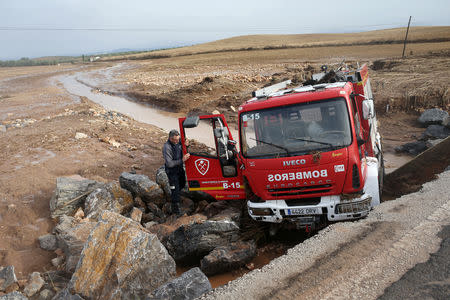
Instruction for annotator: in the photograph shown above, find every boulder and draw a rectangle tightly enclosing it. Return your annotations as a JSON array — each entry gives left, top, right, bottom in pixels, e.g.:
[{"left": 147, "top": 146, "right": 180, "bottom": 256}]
[
  {"left": 180, "top": 196, "right": 195, "bottom": 215},
  {"left": 0, "top": 266, "right": 17, "bottom": 292},
  {"left": 426, "top": 138, "right": 444, "bottom": 148},
  {"left": 210, "top": 205, "right": 242, "bottom": 225},
  {"left": 421, "top": 125, "right": 450, "bottom": 140},
  {"left": 148, "top": 214, "right": 207, "bottom": 243},
  {"left": 200, "top": 240, "right": 257, "bottom": 276},
  {"left": 84, "top": 182, "right": 134, "bottom": 220},
  {"left": 443, "top": 115, "right": 450, "bottom": 128},
  {"left": 129, "top": 207, "right": 143, "bottom": 223},
  {"left": 146, "top": 203, "right": 166, "bottom": 222},
  {"left": 41, "top": 271, "right": 71, "bottom": 292},
  {"left": 119, "top": 172, "right": 165, "bottom": 207},
  {"left": 418, "top": 108, "right": 449, "bottom": 126},
  {"left": 52, "top": 288, "right": 84, "bottom": 300},
  {"left": 68, "top": 211, "right": 176, "bottom": 299},
  {"left": 50, "top": 176, "right": 102, "bottom": 220},
  {"left": 204, "top": 201, "right": 242, "bottom": 221},
  {"left": 38, "top": 234, "right": 58, "bottom": 251},
  {"left": 394, "top": 141, "right": 428, "bottom": 155},
  {"left": 0, "top": 292, "right": 28, "bottom": 300},
  {"left": 51, "top": 256, "right": 64, "bottom": 267},
  {"left": 194, "top": 200, "right": 209, "bottom": 214},
  {"left": 54, "top": 215, "right": 97, "bottom": 273},
  {"left": 23, "top": 272, "right": 44, "bottom": 297},
  {"left": 37, "top": 289, "right": 55, "bottom": 300},
  {"left": 147, "top": 267, "right": 212, "bottom": 300},
  {"left": 155, "top": 167, "right": 171, "bottom": 200},
  {"left": 165, "top": 218, "right": 240, "bottom": 263}
]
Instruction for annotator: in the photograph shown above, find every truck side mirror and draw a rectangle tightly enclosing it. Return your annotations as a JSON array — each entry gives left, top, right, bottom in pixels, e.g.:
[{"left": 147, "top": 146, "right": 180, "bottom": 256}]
[
  {"left": 183, "top": 115, "right": 200, "bottom": 128},
  {"left": 362, "top": 100, "right": 374, "bottom": 120}
]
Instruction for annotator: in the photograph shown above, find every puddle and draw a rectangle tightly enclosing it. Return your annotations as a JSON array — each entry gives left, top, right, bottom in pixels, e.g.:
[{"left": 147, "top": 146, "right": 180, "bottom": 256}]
[{"left": 58, "top": 71, "right": 238, "bottom": 147}]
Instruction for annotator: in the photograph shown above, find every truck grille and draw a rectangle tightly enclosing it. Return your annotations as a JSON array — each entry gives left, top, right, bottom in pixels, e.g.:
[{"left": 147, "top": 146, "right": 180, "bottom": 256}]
[
  {"left": 268, "top": 184, "right": 332, "bottom": 197},
  {"left": 285, "top": 197, "right": 321, "bottom": 206}
]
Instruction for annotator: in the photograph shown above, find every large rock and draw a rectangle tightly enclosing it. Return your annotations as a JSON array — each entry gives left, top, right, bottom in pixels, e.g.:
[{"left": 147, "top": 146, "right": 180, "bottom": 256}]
[
  {"left": 55, "top": 216, "right": 97, "bottom": 273},
  {"left": 68, "top": 211, "right": 176, "bottom": 299},
  {"left": 50, "top": 176, "right": 102, "bottom": 220},
  {"left": 147, "top": 267, "right": 212, "bottom": 300},
  {"left": 421, "top": 125, "right": 450, "bottom": 140},
  {"left": 0, "top": 266, "right": 17, "bottom": 292},
  {"left": 443, "top": 115, "right": 450, "bottom": 128},
  {"left": 200, "top": 240, "right": 257, "bottom": 276},
  {"left": 0, "top": 292, "right": 28, "bottom": 300},
  {"left": 38, "top": 234, "right": 58, "bottom": 251},
  {"left": 41, "top": 271, "right": 71, "bottom": 293},
  {"left": 148, "top": 214, "right": 208, "bottom": 243},
  {"left": 84, "top": 182, "right": 134, "bottom": 220},
  {"left": 394, "top": 141, "right": 428, "bottom": 155},
  {"left": 119, "top": 172, "right": 165, "bottom": 207},
  {"left": 23, "top": 272, "right": 44, "bottom": 297},
  {"left": 155, "top": 167, "right": 171, "bottom": 201},
  {"left": 37, "top": 289, "right": 55, "bottom": 300},
  {"left": 418, "top": 108, "right": 449, "bottom": 126},
  {"left": 52, "top": 288, "right": 84, "bottom": 300},
  {"left": 165, "top": 219, "right": 240, "bottom": 263}
]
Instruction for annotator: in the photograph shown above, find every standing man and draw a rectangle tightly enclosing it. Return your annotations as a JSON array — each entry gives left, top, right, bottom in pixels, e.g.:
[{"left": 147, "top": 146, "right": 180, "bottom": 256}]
[{"left": 163, "top": 129, "right": 190, "bottom": 215}]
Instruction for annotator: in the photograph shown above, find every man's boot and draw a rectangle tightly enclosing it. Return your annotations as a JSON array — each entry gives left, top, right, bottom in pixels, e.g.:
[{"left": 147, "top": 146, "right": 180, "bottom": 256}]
[{"left": 172, "top": 203, "right": 180, "bottom": 216}]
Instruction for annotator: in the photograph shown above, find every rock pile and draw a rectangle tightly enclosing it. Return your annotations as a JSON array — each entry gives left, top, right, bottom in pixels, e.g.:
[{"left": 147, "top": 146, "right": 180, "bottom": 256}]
[
  {"left": 1, "top": 168, "right": 257, "bottom": 299},
  {"left": 395, "top": 108, "right": 450, "bottom": 155}
]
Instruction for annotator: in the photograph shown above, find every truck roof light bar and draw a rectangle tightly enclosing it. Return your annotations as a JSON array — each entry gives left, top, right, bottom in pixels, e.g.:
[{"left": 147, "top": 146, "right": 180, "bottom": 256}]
[{"left": 252, "top": 80, "right": 292, "bottom": 98}]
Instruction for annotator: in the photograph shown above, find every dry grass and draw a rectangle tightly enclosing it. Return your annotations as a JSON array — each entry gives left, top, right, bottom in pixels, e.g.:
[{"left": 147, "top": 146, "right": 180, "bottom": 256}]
[{"left": 106, "top": 26, "right": 450, "bottom": 61}]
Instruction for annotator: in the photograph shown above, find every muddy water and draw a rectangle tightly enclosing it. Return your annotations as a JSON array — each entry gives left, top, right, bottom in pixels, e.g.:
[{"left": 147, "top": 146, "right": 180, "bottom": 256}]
[
  {"left": 58, "top": 73, "right": 238, "bottom": 147},
  {"left": 384, "top": 152, "right": 413, "bottom": 174}
]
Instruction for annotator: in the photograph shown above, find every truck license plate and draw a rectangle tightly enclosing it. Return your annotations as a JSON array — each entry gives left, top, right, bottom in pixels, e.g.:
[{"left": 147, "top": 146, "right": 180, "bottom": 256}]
[{"left": 286, "top": 207, "right": 320, "bottom": 215}]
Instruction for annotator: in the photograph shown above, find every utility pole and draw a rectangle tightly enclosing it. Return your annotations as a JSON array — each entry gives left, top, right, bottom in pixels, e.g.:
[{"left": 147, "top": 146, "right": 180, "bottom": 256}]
[{"left": 402, "top": 16, "right": 412, "bottom": 58}]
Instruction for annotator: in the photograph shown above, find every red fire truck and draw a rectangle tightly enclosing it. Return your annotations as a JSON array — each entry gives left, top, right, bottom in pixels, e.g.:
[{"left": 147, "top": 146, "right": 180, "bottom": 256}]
[{"left": 179, "top": 63, "right": 383, "bottom": 229}]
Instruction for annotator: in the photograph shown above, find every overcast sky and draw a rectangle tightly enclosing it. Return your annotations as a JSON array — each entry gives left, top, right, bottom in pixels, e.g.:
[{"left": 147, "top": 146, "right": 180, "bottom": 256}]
[{"left": 0, "top": 0, "right": 449, "bottom": 60}]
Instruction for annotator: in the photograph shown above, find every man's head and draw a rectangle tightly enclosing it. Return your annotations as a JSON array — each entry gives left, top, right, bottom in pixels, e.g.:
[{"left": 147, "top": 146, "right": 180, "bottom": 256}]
[{"left": 169, "top": 129, "right": 180, "bottom": 144}]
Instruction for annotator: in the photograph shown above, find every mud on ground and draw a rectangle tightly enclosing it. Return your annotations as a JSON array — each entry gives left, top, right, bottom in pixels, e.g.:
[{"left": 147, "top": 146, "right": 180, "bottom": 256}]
[{"left": 0, "top": 65, "right": 167, "bottom": 279}]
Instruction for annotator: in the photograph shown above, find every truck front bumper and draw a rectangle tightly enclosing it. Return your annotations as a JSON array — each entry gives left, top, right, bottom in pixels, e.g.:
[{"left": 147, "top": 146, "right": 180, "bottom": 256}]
[{"left": 247, "top": 194, "right": 372, "bottom": 223}]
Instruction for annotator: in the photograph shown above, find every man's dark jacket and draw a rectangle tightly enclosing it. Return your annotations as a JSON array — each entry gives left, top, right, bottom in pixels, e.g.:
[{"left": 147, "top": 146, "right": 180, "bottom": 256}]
[{"left": 163, "top": 139, "right": 184, "bottom": 175}]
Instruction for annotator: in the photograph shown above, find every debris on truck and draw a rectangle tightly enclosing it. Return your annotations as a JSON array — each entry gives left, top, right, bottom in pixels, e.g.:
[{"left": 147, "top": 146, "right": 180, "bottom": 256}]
[{"left": 179, "top": 63, "right": 384, "bottom": 230}]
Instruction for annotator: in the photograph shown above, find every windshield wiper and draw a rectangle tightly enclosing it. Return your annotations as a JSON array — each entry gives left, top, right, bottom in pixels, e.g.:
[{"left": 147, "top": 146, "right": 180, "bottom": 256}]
[
  {"left": 251, "top": 138, "right": 291, "bottom": 156},
  {"left": 288, "top": 137, "right": 333, "bottom": 147}
]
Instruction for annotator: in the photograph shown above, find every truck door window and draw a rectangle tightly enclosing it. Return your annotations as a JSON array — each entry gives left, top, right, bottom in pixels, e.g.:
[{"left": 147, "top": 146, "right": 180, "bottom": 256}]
[{"left": 184, "top": 119, "right": 216, "bottom": 157}]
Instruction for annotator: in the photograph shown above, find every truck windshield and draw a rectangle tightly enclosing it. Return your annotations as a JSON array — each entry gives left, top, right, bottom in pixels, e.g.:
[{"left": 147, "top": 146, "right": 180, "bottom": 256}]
[{"left": 240, "top": 97, "right": 352, "bottom": 158}]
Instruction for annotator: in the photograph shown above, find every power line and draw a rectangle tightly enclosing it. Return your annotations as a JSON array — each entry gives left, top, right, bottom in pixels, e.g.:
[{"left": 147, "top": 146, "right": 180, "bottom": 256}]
[{"left": 0, "top": 22, "right": 411, "bottom": 33}]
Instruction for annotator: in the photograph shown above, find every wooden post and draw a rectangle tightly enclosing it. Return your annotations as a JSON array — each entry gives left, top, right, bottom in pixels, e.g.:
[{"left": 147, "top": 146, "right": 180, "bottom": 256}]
[{"left": 402, "top": 16, "right": 412, "bottom": 58}]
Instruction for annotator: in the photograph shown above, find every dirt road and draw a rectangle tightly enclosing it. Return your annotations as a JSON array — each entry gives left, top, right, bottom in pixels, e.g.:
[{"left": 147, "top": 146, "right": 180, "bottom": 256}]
[{"left": 202, "top": 170, "right": 450, "bottom": 299}]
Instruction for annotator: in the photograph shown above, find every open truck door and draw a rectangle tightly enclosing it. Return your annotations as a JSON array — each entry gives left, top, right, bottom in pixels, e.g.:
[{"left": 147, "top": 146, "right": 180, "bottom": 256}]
[{"left": 179, "top": 114, "right": 245, "bottom": 201}]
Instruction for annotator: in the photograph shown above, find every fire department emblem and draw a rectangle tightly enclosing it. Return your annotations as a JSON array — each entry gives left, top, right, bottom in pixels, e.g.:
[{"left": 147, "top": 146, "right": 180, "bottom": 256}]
[{"left": 195, "top": 159, "right": 209, "bottom": 176}]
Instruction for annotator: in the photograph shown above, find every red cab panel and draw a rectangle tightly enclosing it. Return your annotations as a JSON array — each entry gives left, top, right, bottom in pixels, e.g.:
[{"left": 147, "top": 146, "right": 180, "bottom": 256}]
[{"left": 178, "top": 114, "right": 245, "bottom": 201}]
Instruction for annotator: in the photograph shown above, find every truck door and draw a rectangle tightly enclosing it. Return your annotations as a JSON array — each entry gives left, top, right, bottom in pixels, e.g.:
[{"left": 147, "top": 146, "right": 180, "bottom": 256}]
[{"left": 179, "top": 114, "right": 245, "bottom": 201}]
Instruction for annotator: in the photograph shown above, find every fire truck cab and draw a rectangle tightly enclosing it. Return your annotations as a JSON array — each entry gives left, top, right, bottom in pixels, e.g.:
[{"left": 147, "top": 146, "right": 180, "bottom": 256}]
[{"left": 179, "top": 64, "right": 383, "bottom": 229}]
